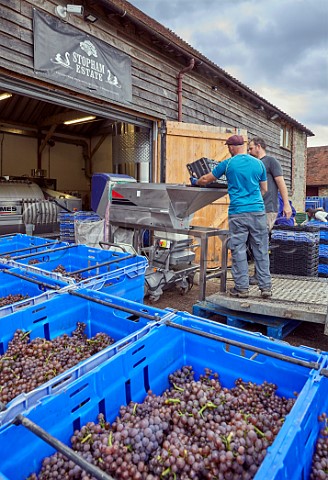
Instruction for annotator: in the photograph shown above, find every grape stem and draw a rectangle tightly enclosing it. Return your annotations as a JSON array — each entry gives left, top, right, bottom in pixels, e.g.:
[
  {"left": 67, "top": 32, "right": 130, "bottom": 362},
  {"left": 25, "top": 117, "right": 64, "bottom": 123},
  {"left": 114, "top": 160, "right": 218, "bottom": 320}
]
[
  {"left": 252, "top": 425, "right": 265, "bottom": 437},
  {"left": 81, "top": 433, "right": 92, "bottom": 444},
  {"left": 161, "top": 467, "right": 171, "bottom": 477},
  {"left": 21, "top": 330, "right": 32, "bottom": 341},
  {"left": 9, "top": 368, "right": 19, "bottom": 379},
  {"left": 198, "top": 401, "right": 218, "bottom": 417},
  {"left": 221, "top": 431, "right": 234, "bottom": 450},
  {"left": 173, "top": 383, "right": 184, "bottom": 392}
]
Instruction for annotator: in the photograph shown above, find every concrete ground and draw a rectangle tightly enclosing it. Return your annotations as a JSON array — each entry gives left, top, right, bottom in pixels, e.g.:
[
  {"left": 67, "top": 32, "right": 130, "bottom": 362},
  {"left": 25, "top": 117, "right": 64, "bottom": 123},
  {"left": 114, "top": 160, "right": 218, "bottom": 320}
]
[{"left": 144, "top": 271, "right": 328, "bottom": 352}]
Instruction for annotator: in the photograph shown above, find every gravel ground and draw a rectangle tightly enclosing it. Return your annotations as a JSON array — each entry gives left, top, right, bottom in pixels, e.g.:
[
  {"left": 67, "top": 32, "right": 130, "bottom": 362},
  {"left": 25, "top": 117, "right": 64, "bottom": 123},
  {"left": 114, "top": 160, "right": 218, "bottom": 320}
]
[{"left": 144, "top": 273, "right": 328, "bottom": 352}]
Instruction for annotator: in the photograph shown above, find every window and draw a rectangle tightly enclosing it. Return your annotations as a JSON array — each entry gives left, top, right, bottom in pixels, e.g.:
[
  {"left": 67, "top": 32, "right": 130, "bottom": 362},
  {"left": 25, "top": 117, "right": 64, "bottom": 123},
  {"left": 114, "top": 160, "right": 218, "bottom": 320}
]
[{"left": 280, "top": 125, "right": 292, "bottom": 150}]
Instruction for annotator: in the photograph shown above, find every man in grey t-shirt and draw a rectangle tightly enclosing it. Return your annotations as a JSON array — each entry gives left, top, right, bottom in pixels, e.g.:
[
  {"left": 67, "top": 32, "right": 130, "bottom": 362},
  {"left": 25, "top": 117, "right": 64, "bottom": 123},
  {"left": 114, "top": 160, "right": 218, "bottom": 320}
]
[
  {"left": 248, "top": 137, "right": 292, "bottom": 230},
  {"left": 248, "top": 137, "right": 292, "bottom": 285}
]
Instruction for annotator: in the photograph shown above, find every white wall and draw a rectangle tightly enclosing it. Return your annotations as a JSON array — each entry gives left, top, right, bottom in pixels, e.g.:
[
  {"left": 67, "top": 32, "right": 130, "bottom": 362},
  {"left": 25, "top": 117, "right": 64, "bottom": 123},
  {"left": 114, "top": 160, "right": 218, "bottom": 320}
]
[
  {"left": 1, "top": 134, "right": 38, "bottom": 177},
  {"left": 1, "top": 133, "right": 90, "bottom": 194},
  {"left": 41, "top": 142, "right": 89, "bottom": 192},
  {"left": 90, "top": 135, "right": 113, "bottom": 173}
]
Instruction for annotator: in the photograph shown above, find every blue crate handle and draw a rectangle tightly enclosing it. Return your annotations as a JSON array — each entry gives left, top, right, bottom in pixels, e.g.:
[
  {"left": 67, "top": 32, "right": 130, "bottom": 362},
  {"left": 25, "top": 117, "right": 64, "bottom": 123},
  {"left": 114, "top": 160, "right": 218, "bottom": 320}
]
[
  {"left": 1, "top": 269, "right": 62, "bottom": 290},
  {"left": 163, "top": 319, "right": 321, "bottom": 369},
  {"left": 0, "top": 241, "right": 60, "bottom": 257},
  {"left": 79, "top": 260, "right": 148, "bottom": 291},
  {"left": 13, "top": 414, "right": 115, "bottom": 480},
  {"left": 12, "top": 244, "right": 76, "bottom": 261},
  {"left": 71, "top": 253, "right": 136, "bottom": 275},
  {"left": 68, "top": 289, "right": 160, "bottom": 321}
]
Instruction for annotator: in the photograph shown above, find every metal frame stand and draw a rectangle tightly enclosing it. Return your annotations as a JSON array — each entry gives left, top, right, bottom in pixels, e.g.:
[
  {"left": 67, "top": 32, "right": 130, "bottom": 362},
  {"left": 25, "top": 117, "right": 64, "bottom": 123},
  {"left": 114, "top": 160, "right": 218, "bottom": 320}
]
[{"left": 109, "top": 222, "right": 229, "bottom": 301}]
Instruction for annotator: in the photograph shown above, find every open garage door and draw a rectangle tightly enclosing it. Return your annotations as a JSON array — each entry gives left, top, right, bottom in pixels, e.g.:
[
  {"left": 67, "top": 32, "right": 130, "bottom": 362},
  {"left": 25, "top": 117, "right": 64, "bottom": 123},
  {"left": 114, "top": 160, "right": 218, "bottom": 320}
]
[{"left": 0, "top": 75, "right": 156, "bottom": 195}]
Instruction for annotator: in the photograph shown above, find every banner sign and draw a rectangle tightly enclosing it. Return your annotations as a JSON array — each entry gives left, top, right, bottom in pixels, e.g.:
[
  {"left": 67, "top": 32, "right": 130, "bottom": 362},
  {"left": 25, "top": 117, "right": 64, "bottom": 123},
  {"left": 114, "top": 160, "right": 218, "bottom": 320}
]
[{"left": 33, "top": 9, "right": 132, "bottom": 104}]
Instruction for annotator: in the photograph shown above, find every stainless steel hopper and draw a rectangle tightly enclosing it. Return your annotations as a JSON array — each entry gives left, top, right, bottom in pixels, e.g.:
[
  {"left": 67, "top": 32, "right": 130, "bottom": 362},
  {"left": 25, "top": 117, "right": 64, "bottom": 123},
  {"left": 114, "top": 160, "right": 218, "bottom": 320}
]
[{"left": 110, "top": 183, "right": 228, "bottom": 229}]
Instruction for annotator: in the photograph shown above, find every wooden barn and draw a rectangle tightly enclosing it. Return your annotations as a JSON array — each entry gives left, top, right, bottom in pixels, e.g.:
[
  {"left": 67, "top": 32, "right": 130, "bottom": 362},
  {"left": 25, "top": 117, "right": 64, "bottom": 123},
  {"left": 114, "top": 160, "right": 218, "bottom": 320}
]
[{"left": 0, "top": 0, "right": 314, "bottom": 261}]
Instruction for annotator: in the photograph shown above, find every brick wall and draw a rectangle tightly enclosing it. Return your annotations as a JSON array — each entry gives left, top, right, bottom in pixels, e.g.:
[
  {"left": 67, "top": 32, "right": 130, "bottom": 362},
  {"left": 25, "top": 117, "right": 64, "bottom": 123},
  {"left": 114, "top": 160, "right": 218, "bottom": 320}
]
[{"left": 307, "top": 146, "right": 328, "bottom": 186}]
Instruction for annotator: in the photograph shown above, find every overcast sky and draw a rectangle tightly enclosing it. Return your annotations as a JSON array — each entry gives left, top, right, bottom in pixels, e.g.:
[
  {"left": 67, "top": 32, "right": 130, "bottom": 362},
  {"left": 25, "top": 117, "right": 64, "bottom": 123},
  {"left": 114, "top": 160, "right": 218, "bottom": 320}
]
[{"left": 129, "top": 0, "right": 328, "bottom": 147}]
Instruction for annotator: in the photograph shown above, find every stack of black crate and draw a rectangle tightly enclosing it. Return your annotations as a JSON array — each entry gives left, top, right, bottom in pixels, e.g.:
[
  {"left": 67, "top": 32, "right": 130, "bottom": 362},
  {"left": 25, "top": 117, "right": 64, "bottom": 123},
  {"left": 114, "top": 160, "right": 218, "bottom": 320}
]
[{"left": 269, "top": 225, "right": 320, "bottom": 277}]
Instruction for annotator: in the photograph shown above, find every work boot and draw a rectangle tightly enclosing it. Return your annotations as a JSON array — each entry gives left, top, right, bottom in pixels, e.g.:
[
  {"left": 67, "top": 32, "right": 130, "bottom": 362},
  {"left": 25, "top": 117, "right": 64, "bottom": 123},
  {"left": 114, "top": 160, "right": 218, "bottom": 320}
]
[
  {"left": 249, "top": 276, "right": 258, "bottom": 285},
  {"left": 261, "top": 289, "right": 272, "bottom": 299},
  {"left": 229, "top": 287, "right": 249, "bottom": 298}
]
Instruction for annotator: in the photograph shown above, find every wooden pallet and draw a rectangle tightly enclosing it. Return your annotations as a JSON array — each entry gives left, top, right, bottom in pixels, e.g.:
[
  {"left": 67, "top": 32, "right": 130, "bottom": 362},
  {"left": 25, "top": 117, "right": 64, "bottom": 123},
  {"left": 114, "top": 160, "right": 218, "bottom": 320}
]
[{"left": 193, "top": 301, "right": 301, "bottom": 340}]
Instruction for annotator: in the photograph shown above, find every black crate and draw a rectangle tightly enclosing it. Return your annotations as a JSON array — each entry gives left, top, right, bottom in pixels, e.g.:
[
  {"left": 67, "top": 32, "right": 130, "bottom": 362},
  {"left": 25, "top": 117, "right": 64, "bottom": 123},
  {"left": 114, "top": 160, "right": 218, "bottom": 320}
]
[
  {"left": 186, "top": 157, "right": 227, "bottom": 188},
  {"left": 269, "top": 240, "right": 319, "bottom": 277},
  {"left": 270, "top": 240, "right": 319, "bottom": 259},
  {"left": 271, "top": 225, "right": 320, "bottom": 233}
]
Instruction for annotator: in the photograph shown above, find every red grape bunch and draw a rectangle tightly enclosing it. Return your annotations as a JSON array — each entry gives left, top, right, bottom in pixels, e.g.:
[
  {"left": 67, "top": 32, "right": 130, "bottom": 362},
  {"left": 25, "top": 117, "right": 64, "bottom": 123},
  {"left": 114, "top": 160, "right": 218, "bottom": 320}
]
[
  {"left": 310, "top": 412, "right": 328, "bottom": 479},
  {"left": 0, "top": 293, "right": 29, "bottom": 307},
  {"left": 0, "top": 323, "right": 115, "bottom": 405},
  {"left": 28, "top": 365, "right": 297, "bottom": 480}
]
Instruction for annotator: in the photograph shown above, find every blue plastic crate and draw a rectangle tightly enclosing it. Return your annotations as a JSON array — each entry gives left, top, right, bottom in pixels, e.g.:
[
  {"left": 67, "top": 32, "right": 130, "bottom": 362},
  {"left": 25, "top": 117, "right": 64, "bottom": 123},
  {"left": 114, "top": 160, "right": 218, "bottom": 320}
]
[
  {"left": 324, "top": 197, "right": 328, "bottom": 212},
  {"left": 319, "top": 243, "right": 328, "bottom": 257},
  {"left": 305, "top": 199, "right": 324, "bottom": 210},
  {"left": 0, "top": 234, "right": 67, "bottom": 256},
  {"left": 318, "top": 264, "right": 328, "bottom": 274},
  {"left": 59, "top": 211, "right": 101, "bottom": 243},
  {"left": 76, "top": 259, "right": 148, "bottom": 302},
  {"left": 309, "top": 220, "right": 328, "bottom": 241},
  {"left": 0, "top": 289, "right": 167, "bottom": 426},
  {"left": 7, "top": 244, "right": 148, "bottom": 285},
  {"left": 271, "top": 225, "right": 320, "bottom": 243},
  {"left": 259, "top": 373, "right": 328, "bottom": 480},
  {"left": 0, "top": 267, "right": 68, "bottom": 318},
  {"left": 0, "top": 312, "right": 325, "bottom": 479}
]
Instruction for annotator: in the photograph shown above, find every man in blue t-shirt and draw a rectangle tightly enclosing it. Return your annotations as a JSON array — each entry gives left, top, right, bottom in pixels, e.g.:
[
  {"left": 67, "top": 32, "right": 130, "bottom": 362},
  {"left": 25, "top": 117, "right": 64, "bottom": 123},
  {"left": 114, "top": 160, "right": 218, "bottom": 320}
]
[{"left": 190, "top": 134, "right": 272, "bottom": 298}]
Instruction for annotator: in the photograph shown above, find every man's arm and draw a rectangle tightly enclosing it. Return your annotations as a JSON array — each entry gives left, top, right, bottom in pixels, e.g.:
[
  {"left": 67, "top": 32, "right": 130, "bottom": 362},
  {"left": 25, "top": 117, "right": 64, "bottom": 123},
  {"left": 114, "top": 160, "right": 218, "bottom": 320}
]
[
  {"left": 260, "top": 180, "right": 268, "bottom": 196},
  {"left": 194, "top": 172, "right": 217, "bottom": 186},
  {"left": 275, "top": 176, "right": 292, "bottom": 219}
]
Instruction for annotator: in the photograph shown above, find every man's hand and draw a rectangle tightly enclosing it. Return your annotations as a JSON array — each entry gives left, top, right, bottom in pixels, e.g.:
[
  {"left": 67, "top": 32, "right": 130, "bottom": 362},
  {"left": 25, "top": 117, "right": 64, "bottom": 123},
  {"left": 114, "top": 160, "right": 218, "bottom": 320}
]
[
  {"left": 283, "top": 203, "right": 292, "bottom": 219},
  {"left": 190, "top": 176, "right": 199, "bottom": 186}
]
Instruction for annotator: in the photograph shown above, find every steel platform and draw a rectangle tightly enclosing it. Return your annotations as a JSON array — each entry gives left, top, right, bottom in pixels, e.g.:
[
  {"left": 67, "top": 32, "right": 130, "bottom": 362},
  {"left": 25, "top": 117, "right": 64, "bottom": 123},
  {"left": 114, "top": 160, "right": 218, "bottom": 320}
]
[{"left": 193, "top": 275, "right": 328, "bottom": 338}]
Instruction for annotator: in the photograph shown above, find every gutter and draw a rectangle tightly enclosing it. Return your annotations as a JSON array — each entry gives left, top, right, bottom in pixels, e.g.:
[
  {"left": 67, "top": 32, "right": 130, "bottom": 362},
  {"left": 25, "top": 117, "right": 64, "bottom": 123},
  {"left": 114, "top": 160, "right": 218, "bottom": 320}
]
[{"left": 177, "top": 59, "right": 195, "bottom": 122}]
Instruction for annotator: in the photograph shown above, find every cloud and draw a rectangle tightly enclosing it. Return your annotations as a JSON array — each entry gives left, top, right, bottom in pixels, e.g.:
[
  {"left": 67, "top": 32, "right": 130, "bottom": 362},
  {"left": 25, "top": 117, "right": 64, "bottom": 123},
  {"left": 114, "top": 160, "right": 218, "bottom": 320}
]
[
  {"left": 129, "top": 0, "right": 328, "bottom": 146},
  {"left": 307, "top": 125, "right": 328, "bottom": 147}
]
